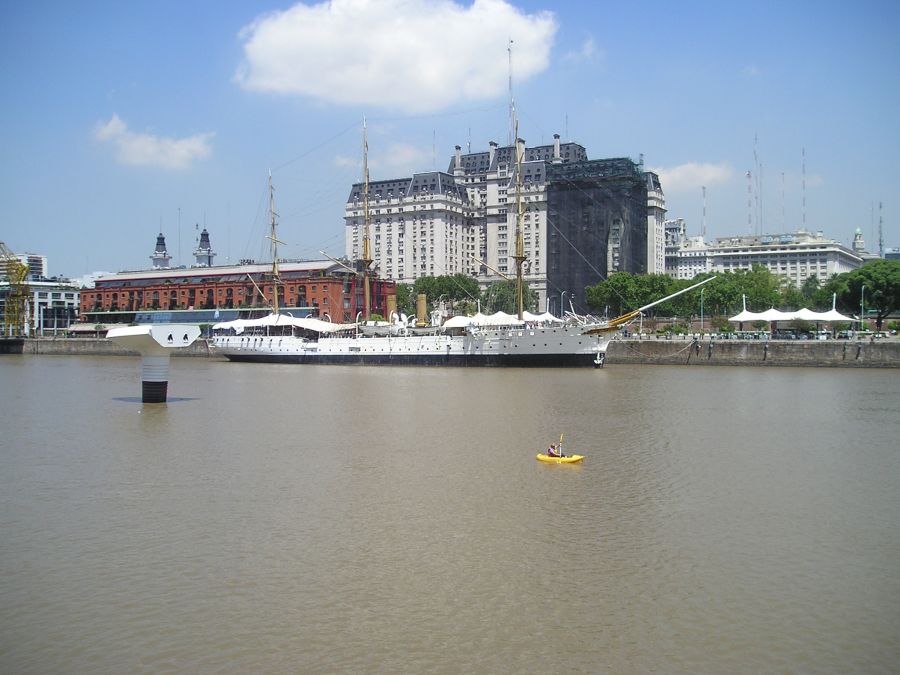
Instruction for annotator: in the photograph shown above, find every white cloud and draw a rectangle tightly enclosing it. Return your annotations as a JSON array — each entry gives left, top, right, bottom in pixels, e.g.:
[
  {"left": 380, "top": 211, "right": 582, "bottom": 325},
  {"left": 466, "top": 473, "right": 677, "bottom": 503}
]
[
  {"left": 375, "top": 142, "right": 431, "bottom": 174},
  {"left": 335, "top": 142, "right": 430, "bottom": 176},
  {"left": 743, "top": 64, "right": 761, "bottom": 78},
  {"left": 333, "top": 154, "right": 359, "bottom": 169},
  {"left": 563, "top": 36, "right": 601, "bottom": 64},
  {"left": 235, "top": 0, "right": 557, "bottom": 113},
  {"left": 651, "top": 162, "right": 734, "bottom": 194},
  {"left": 93, "top": 114, "right": 214, "bottom": 170}
]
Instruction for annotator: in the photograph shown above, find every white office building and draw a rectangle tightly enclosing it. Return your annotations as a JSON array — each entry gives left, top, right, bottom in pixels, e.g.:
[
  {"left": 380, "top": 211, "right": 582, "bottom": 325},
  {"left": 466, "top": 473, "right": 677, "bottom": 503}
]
[
  {"left": 711, "top": 230, "right": 863, "bottom": 285},
  {"left": 665, "top": 219, "right": 711, "bottom": 279},
  {"left": 15, "top": 253, "right": 48, "bottom": 278},
  {"left": 664, "top": 226, "right": 863, "bottom": 284}
]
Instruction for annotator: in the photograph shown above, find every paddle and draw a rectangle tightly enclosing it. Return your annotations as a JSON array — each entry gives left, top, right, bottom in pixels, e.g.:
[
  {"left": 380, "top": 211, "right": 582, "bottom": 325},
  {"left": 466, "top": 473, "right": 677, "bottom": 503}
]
[{"left": 559, "top": 432, "right": 564, "bottom": 459}]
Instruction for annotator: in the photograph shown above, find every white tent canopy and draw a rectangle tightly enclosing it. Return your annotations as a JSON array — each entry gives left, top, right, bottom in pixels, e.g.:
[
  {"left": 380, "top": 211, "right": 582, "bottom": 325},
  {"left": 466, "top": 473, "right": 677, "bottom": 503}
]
[
  {"left": 728, "top": 309, "right": 762, "bottom": 323},
  {"left": 728, "top": 308, "right": 856, "bottom": 324},
  {"left": 212, "top": 313, "right": 354, "bottom": 334},
  {"left": 757, "top": 308, "right": 795, "bottom": 322},
  {"left": 729, "top": 293, "right": 857, "bottom": 325},
  {"left": 524, "top": 311, "right": 564, "bottom": 324},
  {"left": 442, "top": 311, "right": 564, "bottom": 329},
  {"left": 442, "top": 312, "right": 524, "bottom": 328}
]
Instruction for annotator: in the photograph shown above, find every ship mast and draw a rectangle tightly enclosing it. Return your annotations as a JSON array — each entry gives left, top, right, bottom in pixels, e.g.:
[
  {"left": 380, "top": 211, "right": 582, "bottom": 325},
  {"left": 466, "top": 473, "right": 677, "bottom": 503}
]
[
  {"left": 360, "top": 119, "right": 373, "bottom": 320},
  {"left": 267, "top": 170, "right": 283, "bottom": 314},
  {"left": 513, "top": 119, "right": 526, "bottom": 321}
]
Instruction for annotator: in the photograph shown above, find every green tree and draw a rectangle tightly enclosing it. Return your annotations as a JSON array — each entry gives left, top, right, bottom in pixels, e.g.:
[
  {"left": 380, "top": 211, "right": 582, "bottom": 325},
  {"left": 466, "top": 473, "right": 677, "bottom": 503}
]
[
  {"left": 839, "top": 259, "right": 900, "bottom": 330},
  {"left": 700, "top": 273, "right": 744, "bottom": 317},
  {"left": 739, "top": 265, "right": 782, "bottom": 310},
  {"left": 413, "top": 274, "right": 481, "bottom": 311},
  {"left": 481, "top": 280, "right": 538, "bottom": 314},
  {"left": 634, "top": 274, "right": 677, "bottom": 315},
  {"left": 800, "top": 275, "right": 821, "bottom": 305},
  {"left": 394, "top": 283, "right": 414, "bottom": 316},
  {"left": 780, "top": 282, "right": 805, "bottom": 311},
  {"left": 585, "top": 273, "right": 717, "bottom": 321},
  {"left": 584, "top": 272, "right": 640, "bottom": 316},
  {"left": 815, "top": 274, "right": 850, "bottom": 311},
  {"left": 664, "top": 275, "right": 708, "bottom": 318}
]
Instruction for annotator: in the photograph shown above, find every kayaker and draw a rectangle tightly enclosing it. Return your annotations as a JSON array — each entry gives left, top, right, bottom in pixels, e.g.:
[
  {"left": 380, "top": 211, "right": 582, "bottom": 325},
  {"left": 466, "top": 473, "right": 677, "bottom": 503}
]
[{"left": 547, "top": 443, "right": 564, "bottom": 458}]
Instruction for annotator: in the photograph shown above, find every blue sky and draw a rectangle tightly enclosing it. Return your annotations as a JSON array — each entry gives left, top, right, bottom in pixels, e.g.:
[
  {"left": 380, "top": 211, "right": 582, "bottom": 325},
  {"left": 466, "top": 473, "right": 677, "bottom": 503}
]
[{"left": 2, "top": 0, "right": 898, "bottom": 278}]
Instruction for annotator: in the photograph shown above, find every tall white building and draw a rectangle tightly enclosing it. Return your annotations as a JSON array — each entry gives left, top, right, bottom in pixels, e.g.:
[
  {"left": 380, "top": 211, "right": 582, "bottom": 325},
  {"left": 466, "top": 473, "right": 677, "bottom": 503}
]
[
  {"left": 14, "top": 253, "right": 48, "bottom": 279},
  {"left": 345, "top": 135, "right": 590, "bottom": 307},
  {"left": 664, "top": 219, "right": 711, "bottom": 279},
  {"left": 344, "top": 171, "right": 475, "bottom": 283},
  {"left": 645, "top": 173, "right": 666, "bottom": 274}
]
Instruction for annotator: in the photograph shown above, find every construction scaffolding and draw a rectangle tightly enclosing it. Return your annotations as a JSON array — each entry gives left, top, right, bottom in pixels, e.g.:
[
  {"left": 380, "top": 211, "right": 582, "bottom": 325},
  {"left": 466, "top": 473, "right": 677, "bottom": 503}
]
[{"left": 1, "top": 242, "right": 29, "bottom": 337}]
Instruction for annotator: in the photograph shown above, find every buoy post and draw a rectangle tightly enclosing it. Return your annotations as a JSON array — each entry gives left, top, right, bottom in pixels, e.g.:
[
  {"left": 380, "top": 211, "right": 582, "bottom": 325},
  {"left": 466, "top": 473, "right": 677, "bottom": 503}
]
[{"left": 106, "top": 324, "right": 201, "bottom": 402}]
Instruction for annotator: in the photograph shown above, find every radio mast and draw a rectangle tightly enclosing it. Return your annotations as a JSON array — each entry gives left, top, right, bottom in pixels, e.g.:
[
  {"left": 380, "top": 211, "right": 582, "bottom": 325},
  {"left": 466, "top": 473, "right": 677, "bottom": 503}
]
[
  {"left": 507, "top": 39, "right": 515, "bottom": 147},
  {"left": 802, "top": 147, "right": 807, "bottom": 229}
]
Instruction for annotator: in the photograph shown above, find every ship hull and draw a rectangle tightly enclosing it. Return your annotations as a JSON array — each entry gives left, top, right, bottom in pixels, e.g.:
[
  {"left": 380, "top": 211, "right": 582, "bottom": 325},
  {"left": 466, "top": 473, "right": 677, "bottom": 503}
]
[
  {"left": 217, "top": 351, "right": 600, "bottom": 367},
  {"left": 211, "top": 326, "right": 609, "bottom": 368}
]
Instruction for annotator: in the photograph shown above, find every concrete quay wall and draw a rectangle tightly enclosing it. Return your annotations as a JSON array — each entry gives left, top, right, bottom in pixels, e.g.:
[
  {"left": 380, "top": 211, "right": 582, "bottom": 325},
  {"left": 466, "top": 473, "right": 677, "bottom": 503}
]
[
  {"left": 606, "top": 338, "right": 900, "bottom": 368},
  {"left": 23, "top": 337, "right": 213, "bottom": 358},
  {"left": 16, "top": 337, "right": 900, "bottom": 367}
]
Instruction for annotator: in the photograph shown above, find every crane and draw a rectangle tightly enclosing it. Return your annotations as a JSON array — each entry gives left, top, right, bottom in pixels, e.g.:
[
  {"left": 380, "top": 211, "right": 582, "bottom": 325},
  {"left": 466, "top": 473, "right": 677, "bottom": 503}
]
[{"left": 0, "top": 242, "right": 29, "bottom": 337}]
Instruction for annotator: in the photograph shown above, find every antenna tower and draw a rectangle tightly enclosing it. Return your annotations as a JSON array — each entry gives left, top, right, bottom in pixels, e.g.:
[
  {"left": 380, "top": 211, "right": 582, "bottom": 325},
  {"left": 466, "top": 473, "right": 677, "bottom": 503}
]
[
  {"left": 507, "top": 39, "right": 515, "bottom": 147},
  {"left": 802, "top": 147, "right": 807, "bottom": 229},
  {"left": 753, "top": 134, "right": 761, "bottom": 234},
  {"left": 871, "top": 202, "right": 876, "bottom": 252},
  {"left": 879, "top": 201, "right": 884, "bottom": 258},
  {"left": 758, "top": 162, "right": 763, "bottom": 234},
  {"left": 701, "top": 186, "right": 707, "bottom": 238},
  {"left": 746, "top": 170, "right": 753, "bottom": 234},
  {"left": 781, "top": 172, "right": 786, "bottom": 230}
]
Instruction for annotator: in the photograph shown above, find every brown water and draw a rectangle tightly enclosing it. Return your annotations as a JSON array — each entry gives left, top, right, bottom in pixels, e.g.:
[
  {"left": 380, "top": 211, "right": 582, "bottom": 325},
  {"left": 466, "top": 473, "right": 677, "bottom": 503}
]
[{"left": 1, "top": 355, "right": 898, "bottom": 673}]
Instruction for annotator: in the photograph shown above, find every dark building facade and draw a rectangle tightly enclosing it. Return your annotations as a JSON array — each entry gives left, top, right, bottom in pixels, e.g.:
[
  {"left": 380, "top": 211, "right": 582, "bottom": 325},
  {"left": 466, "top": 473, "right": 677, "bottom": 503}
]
[{"left": 546, "top": 158, "right": 648, "bottom": 313}]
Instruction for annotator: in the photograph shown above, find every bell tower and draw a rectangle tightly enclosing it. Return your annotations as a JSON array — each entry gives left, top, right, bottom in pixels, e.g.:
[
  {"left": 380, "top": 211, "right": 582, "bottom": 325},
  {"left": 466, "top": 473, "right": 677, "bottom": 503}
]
[
  {"left": 150, "top": 232, "right": 171, "bottom": 269},
  {"left": 193, "top": 227, "right": 215, "bottom": 267}
]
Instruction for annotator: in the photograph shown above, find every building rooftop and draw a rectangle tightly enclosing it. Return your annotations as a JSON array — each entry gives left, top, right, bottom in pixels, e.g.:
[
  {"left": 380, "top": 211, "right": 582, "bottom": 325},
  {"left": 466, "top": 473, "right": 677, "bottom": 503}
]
[{"left": 98, "top": 259, "right": 342, "bottom": 283}]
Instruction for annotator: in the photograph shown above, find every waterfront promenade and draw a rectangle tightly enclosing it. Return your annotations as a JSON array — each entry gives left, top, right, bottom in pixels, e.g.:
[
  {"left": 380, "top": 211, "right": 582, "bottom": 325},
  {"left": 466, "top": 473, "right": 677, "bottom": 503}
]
[
  {"left": 18, "top": 335, "right": 900, "bottom": 367},
  {"left": 606, "top": 335, "right": 900, "bottom": 368}
]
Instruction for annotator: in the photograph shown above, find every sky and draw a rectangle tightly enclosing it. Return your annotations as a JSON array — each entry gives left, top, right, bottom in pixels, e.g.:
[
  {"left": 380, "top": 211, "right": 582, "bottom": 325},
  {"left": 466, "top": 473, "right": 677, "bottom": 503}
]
[{"left": 1, "top": 0, "right": 899, "bottom": 279}]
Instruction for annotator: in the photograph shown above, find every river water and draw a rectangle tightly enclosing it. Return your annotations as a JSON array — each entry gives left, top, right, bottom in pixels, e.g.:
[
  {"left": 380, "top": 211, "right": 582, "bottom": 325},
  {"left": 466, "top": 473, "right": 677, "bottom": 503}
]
[{"left": 1, "top": 355, "right": 898, "bottom": 673}]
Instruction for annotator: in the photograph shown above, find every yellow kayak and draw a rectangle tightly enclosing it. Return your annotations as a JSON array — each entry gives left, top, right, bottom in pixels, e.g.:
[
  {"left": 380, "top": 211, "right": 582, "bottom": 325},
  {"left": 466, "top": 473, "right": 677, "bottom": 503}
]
[{"left": 536, "top": 453, "right": 584, "bottom": 464}]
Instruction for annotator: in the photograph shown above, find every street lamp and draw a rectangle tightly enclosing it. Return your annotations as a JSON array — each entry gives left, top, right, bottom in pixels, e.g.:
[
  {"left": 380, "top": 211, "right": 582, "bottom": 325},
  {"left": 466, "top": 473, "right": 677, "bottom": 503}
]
[
  {"left": 860, "top": 285, "right": 866, "bottom": 331},
  {"left": 700, "top": 287, "right": 705, "bottom": 335}
]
